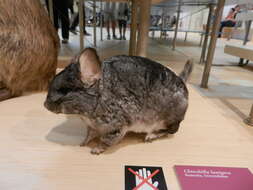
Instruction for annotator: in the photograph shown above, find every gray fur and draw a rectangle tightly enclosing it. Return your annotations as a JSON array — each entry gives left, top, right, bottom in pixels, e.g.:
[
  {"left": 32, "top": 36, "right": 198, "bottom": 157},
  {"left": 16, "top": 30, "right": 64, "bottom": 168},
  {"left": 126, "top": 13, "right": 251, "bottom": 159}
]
[{"left": 44, "top": 48, "right": 193, "bottom": 154}]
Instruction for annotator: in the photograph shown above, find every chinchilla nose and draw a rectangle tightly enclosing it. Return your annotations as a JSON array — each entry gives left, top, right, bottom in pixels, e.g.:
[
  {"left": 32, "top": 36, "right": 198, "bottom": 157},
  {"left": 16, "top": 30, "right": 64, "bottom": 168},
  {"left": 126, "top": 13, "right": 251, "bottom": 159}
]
[
  {"left": 44, "top": 96, "right": 53, "bottom": 110},
  {"left": 44, "top": 100, "right": 50, "bottom": 110},
  {"left": 44, "top": 98, "right": 60, "bottom": 113}
]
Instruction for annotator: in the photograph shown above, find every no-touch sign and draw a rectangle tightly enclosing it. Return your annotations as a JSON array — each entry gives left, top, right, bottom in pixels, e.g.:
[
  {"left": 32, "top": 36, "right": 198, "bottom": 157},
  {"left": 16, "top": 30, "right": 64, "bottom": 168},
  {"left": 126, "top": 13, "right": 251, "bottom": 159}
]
[{"left": 125, "top": 165, "right": 168, "bottom": 190}]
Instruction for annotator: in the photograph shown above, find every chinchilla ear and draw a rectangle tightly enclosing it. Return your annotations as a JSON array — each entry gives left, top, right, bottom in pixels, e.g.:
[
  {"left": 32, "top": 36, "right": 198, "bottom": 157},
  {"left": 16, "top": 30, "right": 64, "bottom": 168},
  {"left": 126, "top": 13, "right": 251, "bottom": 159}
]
[
  {"left": 70, "top": 54, "right": 79, "bottom": 64},
  {"left": 79, "top": 48, "right": 101, "bottom": 84}
]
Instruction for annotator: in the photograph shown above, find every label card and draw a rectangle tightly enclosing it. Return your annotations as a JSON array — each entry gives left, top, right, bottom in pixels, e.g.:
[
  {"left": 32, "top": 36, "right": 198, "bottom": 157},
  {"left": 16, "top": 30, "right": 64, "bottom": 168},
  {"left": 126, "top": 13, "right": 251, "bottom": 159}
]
[
  {"left": 125, "top": 165, "right": 168, "bottom": 190},
  {"left": 175, "top": 165, "right": 253, "bottom": 190}
]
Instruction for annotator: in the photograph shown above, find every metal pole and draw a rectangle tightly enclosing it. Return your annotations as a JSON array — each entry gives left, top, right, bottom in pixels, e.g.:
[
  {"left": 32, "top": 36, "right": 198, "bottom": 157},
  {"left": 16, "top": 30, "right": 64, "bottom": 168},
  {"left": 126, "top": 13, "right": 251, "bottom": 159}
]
[
  {"left": 136, "top": 0, "right": 151, "bottom": 57},
  {"left": 199, "top": 4, "right": 214, "bottom": 64},
  {"left": 93, "top": 0, "right": 97, "bottom": 47},
  {"left": 79, "top": 0, "right": 84, "bottom": 51},
  {"left": 161, "top": 8, "right": 165, "bottom": 39},
  {"left": 239, "top": 20, "right": 252, "bottom": 65},
  {"left": 129, "top": 0, "right": 138, "bottom": 56},
  {"left": 172, "top": 3, "right": 181, "bottom": 50},
  {"left": 100, "top": 0, "right": 103, "bottom": 41},
  {"left": 152, "top": 30, "right": 155, "bottom": 38},
  {"left": 184, "top": 32, "right": 188, "bottom": 41},
  {"left": 244, "top": 104, "right": 253, "bottom": 126},
  {"left": 48, "top": 0, "right": 54, "bottom": 25},
  {"left": 243, "top": 20, "right": 251, "bottom": 45},
  {"left": 199, "top": 33, "right": 204, "bottom": 46},
  {"left": 201, "top": 0, "right": 225, "bottom": 88},
  {"left": 184, "top": 14, "right": 192, "bottom": 42}
]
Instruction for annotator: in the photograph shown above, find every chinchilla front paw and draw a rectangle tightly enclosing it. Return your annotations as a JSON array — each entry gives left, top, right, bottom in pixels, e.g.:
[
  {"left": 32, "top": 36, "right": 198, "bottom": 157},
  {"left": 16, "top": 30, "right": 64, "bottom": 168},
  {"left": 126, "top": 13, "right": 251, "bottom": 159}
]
[
  {"left": 90, "top": 145, "right": 106, "bottom": 155},
  {"left": 144, "top": 133, "right": 158, "bottom": 143}
]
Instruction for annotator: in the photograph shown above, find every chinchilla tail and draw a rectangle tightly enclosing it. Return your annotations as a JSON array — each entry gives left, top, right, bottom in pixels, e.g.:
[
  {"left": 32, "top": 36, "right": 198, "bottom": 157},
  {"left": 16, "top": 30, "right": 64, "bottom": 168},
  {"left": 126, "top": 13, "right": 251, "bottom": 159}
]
[{"left": 179, "top": 59, "right": 194, "bottom": 82}]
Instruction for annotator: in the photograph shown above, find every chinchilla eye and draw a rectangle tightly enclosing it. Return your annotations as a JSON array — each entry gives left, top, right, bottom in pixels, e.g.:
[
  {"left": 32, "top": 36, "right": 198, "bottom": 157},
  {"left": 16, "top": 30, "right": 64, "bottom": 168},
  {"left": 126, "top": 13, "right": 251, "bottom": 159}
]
[{"left": 59, "top": 87, "right": 70, "bottom": 95}]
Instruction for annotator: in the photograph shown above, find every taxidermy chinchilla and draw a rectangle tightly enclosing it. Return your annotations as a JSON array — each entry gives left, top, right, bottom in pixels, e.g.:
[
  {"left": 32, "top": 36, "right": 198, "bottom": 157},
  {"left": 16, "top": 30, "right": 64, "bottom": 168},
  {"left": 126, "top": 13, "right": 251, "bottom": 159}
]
[
  {"left": 44, "top": 48, "right": 193, "bottom": 154},
  {"left": 0, "top": 0, "right": 59, "bottom": 101}
]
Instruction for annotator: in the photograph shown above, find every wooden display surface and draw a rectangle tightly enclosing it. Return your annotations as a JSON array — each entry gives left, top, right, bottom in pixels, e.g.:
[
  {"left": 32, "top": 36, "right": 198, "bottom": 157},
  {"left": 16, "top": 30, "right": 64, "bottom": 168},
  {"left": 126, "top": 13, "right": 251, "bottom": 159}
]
[
  {"left": 224, "top": 44, "right": 253, "bottom": 61},
  {"left": 0, "top": 86, "right": 253, "bottom": 190}
]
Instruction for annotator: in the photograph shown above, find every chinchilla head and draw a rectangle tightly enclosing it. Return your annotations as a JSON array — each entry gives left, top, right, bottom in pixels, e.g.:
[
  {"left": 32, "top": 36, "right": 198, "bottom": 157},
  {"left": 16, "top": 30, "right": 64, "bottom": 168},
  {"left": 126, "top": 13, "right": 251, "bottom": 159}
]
[{"left": 44, "top": 48, "right": 101, "bottom": 115}]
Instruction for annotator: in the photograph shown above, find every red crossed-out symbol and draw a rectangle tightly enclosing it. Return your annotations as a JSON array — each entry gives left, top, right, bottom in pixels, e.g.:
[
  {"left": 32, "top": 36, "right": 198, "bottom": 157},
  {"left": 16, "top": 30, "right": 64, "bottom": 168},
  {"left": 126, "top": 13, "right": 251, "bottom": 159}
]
[{"left": 128, "top": 168, "right": 160, "bottom": 190}]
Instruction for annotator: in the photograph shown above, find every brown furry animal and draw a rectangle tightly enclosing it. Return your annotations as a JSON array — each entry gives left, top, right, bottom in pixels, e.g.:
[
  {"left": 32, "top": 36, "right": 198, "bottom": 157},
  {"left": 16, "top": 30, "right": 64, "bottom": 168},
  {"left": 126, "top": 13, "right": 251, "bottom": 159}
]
[{"left": 0, "top": 0, "right": 59, "bottom": 101}]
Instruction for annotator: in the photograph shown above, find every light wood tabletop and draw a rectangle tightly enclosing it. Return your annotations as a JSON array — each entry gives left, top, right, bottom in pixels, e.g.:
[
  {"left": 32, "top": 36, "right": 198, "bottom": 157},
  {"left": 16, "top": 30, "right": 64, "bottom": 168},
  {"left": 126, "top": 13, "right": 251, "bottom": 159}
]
[{"left": 0, "top": 86, "right": 253, "bottom": 190}]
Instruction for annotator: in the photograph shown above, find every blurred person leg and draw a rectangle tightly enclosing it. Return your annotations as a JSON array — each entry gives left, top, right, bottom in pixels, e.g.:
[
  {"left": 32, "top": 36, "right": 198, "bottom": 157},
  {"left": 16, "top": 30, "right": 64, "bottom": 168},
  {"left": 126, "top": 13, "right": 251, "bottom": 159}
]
[
  {"left": 118, "top": 20, "right": 123, "bottom": 39},
  {"left": 218, "top": 20, "right": 235, "bottom": 38},
  {"left": 122, "top": 20, "right": 127, "bottom": 40},
  {"left": 111, "top": 18, "right": 117, "bottom": 39},
  {"left": 104, "top": 13, "right": 111, "bottom": 39},
  {"left": 45, "top": 0, "right": 59, "bottom": 32},
  {"left": 56, "top": 0, "right": 70, "bottom": 43},
  {"left": 70, "top": 4, "right": 90, "bottom": 35}
]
